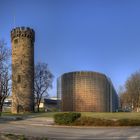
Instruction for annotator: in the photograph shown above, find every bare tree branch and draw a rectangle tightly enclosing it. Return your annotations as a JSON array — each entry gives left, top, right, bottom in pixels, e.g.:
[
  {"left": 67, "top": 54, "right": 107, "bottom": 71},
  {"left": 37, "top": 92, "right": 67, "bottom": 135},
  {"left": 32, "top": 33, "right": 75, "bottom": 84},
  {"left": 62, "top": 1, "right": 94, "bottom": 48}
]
[
  {"left": 0, "top": 40, "right": 11, "bottom": 114},
  {"left": 34, "top": 62, "right": 53, "bottom": 112},
  {"left": 120, "top": 71, "right": 140, "bottom": 112}
]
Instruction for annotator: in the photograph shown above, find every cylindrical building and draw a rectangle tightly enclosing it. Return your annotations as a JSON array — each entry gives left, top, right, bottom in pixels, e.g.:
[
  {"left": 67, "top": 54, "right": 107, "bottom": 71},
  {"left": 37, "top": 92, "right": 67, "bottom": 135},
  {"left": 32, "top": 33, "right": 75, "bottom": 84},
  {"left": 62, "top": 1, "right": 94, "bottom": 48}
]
[
  {"left": 11, "top": 27, "right": 35, "bottom": 113},
  {"left": 57, "top": 71, "right": 118, "bottom": 112}
]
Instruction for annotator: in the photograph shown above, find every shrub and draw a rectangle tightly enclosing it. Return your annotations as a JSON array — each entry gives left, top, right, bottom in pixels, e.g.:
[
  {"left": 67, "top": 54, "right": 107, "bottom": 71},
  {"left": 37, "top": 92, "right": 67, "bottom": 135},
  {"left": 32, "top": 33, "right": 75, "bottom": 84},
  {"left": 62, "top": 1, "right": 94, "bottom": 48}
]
[{"left": 54, "top": 112, "right": 81, "bottom": 125}]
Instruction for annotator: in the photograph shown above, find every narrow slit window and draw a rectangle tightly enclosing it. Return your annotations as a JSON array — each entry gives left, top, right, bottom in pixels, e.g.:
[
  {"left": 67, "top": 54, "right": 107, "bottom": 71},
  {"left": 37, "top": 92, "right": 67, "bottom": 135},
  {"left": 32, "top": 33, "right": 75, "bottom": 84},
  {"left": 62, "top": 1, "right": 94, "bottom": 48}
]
[
  {"left": 17, "top": 75, "right": 21, "bottom": 83},
  {"left": 14, "top": 39, "right": 18, "bottom": 44}
]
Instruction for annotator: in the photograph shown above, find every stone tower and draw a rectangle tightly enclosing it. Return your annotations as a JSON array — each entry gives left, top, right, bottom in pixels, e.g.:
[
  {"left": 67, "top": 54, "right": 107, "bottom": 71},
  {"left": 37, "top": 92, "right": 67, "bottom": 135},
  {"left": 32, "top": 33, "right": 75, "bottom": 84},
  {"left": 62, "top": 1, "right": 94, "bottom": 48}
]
[{"left": 11, "top": 27, "right": 35, "bottom": 113}]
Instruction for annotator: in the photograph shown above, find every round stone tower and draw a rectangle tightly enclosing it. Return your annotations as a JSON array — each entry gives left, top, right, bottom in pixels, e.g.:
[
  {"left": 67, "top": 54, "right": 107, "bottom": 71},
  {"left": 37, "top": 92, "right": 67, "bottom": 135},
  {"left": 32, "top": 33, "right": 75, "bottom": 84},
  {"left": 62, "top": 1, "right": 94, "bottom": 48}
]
[{"left": 11, "top": 27, "right": 35, "bottom": 113}]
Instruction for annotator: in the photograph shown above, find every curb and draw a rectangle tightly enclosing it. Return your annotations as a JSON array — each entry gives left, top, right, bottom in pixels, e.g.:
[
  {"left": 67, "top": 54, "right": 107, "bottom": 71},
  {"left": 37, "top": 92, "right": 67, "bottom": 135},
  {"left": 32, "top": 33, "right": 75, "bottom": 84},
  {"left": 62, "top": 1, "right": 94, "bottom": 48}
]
[{"left": 7, "top": 121, "right": 140, "bottom": 129}]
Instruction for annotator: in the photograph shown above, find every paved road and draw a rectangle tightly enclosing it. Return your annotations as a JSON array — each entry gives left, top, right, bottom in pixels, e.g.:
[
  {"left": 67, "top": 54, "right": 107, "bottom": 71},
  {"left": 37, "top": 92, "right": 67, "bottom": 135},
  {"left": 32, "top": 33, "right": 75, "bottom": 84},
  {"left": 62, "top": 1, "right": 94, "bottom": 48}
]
[{"left": 0, "top": 118, "right": 140, "bottom": 140}]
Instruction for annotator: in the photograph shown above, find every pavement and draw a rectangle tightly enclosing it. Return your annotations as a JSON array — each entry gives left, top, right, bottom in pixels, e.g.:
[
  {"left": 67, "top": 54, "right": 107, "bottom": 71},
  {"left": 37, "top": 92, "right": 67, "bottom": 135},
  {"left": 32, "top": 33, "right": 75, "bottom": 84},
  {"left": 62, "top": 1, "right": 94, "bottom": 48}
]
[{"left": 1, "top": 116, "right": 140, "bottom": 140}]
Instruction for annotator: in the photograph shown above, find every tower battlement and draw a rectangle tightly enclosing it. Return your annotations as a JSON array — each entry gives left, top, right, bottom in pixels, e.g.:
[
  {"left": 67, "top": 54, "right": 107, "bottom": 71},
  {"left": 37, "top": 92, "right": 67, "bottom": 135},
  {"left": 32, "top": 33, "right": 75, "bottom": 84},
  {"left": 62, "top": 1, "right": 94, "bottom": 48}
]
[{"left": 11, "top": 27, "right": 35, "bottom": 42}]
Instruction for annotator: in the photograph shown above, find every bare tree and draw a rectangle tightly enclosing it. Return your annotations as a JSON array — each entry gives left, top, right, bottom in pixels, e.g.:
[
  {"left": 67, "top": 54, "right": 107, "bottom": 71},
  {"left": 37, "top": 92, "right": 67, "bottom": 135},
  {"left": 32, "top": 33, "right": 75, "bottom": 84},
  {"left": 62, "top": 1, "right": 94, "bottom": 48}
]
[
  {"left": 125, "top": 71, "right": 140, "bottom": 112},
  {"left": 0, "top": 67, "right": 11, "bottom": 112},
  {"left": 118, "top": 86, "right": 126, "bottom": 109},
  {"left": 0, "top": 41, "right": 10, "bottom": 62},
  {"left": 118, "top": 71, "right": 140, "bottom": 112},
  {"left": 0, "top": 40, "right": 11, "bottom": 114},
  {"left": 34, "top": 62, "right": 53, "bottom": 112},
  {"left": 119, "top": 91, "right": 132, "bottom": 111}
]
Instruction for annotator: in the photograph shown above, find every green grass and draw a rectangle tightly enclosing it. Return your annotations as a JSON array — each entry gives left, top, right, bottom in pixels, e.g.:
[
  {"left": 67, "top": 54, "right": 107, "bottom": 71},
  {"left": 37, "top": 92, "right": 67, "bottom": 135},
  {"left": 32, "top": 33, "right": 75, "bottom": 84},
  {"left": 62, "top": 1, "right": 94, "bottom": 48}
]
[
  {"left": 2, "top": 112, "right": 140, "bottom": 120},
  {"left": 34, "top": 112, "right": 59, "bottom": 117},
  {"left": 1, "top": 112, "right": 59, "bottom": 118},
  {"left": 81, "top": 112, "right": 140, "bottom": 120}
]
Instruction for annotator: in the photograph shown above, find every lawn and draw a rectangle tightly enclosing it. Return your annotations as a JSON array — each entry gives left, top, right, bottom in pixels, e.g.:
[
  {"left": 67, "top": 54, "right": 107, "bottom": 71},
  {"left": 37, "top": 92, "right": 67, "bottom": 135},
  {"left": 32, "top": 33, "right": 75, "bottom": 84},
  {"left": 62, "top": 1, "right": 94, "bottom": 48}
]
[
  {"left": 1, "top": 112, "right": 58, "bottom": 118},
  {"left": 2, "top": 112, "right": 140, "bottom": 120},
  {"left": 81, "top": 112, "right": 140, "bottom": 120}
]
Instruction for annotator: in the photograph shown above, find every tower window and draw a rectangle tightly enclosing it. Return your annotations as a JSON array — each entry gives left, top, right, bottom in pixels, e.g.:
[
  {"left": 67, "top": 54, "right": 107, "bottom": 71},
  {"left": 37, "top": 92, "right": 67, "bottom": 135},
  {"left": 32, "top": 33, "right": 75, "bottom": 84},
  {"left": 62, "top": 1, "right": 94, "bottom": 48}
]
[
  {"left": 17, "top": 75, "right": 21, "bottom": 83},
  {"left": 14, "top": 39, "right": 18, "bottom": 44}
]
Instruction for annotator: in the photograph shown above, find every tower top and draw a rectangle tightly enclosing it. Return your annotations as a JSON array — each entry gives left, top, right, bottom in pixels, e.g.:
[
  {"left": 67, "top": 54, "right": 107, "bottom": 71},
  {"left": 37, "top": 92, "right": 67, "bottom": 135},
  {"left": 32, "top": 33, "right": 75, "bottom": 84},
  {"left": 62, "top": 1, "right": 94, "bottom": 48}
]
[{"left": 11, "top": 26, "right": 35, "bottom": 42}]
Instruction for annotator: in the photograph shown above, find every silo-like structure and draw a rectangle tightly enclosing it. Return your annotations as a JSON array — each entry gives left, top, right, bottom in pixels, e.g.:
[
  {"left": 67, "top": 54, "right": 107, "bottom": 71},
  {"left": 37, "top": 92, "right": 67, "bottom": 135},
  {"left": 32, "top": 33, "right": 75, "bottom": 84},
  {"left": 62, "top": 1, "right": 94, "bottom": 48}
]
[
  {"left": 11, "top": 27, "right": 35, "bottom": 113},
  {"left": 57, "top": 71, "right": 118, "bottom": 112}
]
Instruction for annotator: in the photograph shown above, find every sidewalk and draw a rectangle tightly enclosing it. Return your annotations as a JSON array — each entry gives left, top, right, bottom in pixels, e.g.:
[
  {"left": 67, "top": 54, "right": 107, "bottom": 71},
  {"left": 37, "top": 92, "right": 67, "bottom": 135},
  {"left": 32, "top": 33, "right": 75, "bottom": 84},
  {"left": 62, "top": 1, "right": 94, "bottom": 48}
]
[{"left": 0, "top": 116, "right": 54, "bottom": 126}]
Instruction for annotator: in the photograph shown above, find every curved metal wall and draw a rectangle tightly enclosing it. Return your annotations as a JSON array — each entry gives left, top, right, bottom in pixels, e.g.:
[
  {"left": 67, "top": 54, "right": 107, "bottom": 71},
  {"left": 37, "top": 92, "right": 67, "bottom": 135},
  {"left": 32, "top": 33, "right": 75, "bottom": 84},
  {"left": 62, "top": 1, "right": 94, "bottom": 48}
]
[{"left": 58, "top": 71, "right": 118, "bottom": 112}]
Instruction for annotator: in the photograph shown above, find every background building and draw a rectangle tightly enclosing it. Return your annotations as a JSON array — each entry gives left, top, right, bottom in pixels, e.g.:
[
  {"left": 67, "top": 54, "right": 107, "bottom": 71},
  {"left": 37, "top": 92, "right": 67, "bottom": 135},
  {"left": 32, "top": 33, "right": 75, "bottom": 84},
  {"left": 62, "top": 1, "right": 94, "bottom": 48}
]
[
  {"left": 11, "top": 27, "right": 35, "bottom": 113},
  {"left": 57, "top": 71, "right": 118, "bottom": 112},
  {"left": 44, "top": 98, "right": 58, "bottom": 112}
]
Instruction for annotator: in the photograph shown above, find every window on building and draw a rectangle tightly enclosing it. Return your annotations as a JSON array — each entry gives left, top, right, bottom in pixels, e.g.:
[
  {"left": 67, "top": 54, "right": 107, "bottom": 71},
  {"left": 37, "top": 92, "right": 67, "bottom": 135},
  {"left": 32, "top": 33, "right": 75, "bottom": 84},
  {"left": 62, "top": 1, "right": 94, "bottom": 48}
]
[{"left": 14, "top": 39, "right": 18, "bottom": 44}]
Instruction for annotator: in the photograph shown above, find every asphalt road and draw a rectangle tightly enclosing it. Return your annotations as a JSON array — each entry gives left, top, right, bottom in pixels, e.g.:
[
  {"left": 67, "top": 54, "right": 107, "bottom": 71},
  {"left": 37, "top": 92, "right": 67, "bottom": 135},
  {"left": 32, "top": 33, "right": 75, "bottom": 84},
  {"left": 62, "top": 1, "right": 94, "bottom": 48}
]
[{"left": 0, "top": 118, "right": 140, "bottom": 140}]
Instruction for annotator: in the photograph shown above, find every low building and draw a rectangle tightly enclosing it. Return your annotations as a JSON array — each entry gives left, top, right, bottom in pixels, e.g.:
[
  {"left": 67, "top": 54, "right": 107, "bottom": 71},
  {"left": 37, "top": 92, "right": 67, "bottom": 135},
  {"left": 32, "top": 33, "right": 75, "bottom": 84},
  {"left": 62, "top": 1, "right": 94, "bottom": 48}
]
[
  {"left": 3, "top": 96, "right": 59, "bottom": 112},
  {"left": 44, "top": 98, "right": 58, "bottom": 112},
  {"left": 3, "top": 96, "right": 12, "bottom": 112}
]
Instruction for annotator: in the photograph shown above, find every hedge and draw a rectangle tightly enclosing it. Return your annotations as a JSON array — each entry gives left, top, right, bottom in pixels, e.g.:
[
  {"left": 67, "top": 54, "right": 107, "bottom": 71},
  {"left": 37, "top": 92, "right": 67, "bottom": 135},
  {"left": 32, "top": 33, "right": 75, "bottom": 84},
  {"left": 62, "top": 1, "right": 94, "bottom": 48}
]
[{"left": 54, "top": 112, "right": 81, "bottom": 125}]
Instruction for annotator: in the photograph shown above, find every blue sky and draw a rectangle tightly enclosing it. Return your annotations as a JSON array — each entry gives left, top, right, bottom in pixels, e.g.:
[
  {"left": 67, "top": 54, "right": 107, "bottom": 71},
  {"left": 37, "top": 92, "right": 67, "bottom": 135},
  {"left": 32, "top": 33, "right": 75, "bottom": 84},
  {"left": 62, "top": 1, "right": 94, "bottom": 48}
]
[{"left": 1, "top": 0, "right": 140, "bottom": 96}]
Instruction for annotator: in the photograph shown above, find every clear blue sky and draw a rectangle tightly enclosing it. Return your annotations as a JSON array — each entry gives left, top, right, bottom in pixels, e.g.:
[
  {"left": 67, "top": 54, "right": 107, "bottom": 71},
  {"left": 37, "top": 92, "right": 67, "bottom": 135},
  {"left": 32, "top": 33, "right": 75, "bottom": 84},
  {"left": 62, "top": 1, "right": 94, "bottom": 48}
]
[{"left": 1, "top": 0, "right": 140, "bottom": 96}]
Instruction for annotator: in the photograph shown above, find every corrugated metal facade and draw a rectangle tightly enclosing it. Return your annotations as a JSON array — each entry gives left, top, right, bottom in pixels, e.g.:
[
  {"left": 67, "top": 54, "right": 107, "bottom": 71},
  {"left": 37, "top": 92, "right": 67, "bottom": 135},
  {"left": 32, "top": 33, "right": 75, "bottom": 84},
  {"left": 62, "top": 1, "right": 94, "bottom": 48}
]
[{"left": 57, "top": 71, "right": 118, "bottom": 112}]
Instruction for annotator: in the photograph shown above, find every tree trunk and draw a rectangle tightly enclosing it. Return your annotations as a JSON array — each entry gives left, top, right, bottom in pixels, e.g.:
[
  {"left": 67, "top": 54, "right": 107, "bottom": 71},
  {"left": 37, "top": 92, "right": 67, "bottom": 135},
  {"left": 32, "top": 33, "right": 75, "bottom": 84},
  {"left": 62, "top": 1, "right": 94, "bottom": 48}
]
[
  {"left": 0, "top": 105, "right": 3, "bottom": 114},
  {"left": 37, "top": 104, "right": 40, "bottom": 112}
]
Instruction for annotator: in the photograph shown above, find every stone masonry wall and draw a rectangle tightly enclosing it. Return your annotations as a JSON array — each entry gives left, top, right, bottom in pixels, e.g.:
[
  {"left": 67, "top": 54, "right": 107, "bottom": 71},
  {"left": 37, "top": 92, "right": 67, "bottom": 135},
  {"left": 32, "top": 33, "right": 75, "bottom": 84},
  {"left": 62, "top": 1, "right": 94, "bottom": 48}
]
[{"left": 11, "top": 27, "right": 34, "bottom": 113}]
